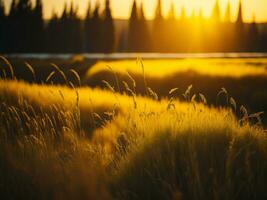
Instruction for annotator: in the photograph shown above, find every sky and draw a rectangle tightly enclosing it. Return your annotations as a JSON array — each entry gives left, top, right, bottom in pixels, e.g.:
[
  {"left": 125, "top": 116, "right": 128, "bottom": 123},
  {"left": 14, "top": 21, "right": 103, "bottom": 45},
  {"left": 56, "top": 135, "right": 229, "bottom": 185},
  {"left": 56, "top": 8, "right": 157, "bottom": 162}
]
[{"left": 3, "top": 0, "right": 267, "bottom": 22}]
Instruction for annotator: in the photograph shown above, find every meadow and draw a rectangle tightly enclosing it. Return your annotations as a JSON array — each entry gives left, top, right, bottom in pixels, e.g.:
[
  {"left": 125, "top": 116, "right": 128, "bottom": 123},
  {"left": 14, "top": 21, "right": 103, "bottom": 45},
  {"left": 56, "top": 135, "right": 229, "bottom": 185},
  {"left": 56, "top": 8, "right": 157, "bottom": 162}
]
[
  {"left": 0, "top": 57, "right": 267, "bottom": 199},
  {"left": 3, "top": 56, "right": 267, "bottom": 124}
]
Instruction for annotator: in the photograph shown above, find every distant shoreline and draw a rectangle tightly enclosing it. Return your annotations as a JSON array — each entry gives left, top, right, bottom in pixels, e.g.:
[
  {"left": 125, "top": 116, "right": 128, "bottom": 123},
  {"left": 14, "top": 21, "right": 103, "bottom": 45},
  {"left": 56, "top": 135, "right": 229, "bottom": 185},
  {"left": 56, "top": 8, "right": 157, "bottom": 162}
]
[{"left": 5, "top": 52, "right": 267, "bottom": 60}]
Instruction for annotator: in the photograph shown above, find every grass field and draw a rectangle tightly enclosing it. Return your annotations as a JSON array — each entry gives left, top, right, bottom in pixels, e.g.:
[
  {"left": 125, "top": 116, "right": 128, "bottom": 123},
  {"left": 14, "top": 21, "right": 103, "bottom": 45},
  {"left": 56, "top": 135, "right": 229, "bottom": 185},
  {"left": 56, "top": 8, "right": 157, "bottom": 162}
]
[
  {"left": 2, "top": 57, "right": 266, "bottom": 124},
  {"left": 1, "top": 57, "right": 267, "bottom": 199}
]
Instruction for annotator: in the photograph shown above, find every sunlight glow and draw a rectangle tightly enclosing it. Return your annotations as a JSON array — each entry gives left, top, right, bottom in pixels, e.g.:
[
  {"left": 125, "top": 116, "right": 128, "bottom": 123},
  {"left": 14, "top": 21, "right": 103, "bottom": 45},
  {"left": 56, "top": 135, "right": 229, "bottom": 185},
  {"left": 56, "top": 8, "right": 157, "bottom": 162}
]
[{"left": 87, "top": 59, "right": 267, "bottom": 79}]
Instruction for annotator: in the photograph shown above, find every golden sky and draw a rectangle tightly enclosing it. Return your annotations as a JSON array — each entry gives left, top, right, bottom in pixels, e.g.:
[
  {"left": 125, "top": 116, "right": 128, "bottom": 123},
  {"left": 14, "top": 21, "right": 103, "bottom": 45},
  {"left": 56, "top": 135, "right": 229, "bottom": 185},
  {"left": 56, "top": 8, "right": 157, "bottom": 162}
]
[{"left": 4, "top": 0, "right": 267, "bottom": 22}]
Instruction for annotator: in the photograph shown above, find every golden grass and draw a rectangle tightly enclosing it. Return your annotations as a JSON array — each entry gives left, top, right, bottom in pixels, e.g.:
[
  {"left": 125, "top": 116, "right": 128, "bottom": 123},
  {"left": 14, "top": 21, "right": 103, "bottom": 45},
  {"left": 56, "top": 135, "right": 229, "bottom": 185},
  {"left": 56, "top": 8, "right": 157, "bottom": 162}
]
[
  {"left": 86, "top": 59, "right": 267, "bottom": 79},
  {"left": 0, "top": 77, "right": 267, "bottom": 199}
]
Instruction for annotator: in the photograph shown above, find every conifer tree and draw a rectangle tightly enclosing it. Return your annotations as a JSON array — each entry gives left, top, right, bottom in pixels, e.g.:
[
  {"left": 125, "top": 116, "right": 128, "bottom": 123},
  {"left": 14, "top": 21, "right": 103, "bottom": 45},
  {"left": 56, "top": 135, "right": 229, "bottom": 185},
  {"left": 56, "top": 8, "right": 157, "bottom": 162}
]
[
  {"left": 6, "top": 0, "right": 17, "bottom": 52},
  {"left": 0, "top": 0, "right": 6, "bottom": 52},
  {"left": 90, "top": 2, "right": 102, "bottom": 52},
  {"left": 84, "top": 1, "right": 93, "bottom": 52},
  {"left": 46, "top": 10, "right": 60, "bottom": 52},
  {"left": 138, "top": 2, "right": 151, "bottom": 51},
  {"left": 32, "top": 0, "right": 44, "bottom": 52},
  {"left": 236, "top": 0, "right": 243, "bottom": 26},
  {"left": 165, "top": 1, "right": 178, "bottom": 52},
  {"left": 235, "top": 0, "right": 245, "bottom": 51},
  {"left": 222, "top": 1, "right": 234, "bottom": 52},
  {"left": 102, "top": 0, "right": 115, "bottom": 53},
  {"left": 128, "top": 0, "right": 139, "bottom": 51},
  {"left": 248, "top": 14, "right": 259, "bottom": 51},
  {"left": 153, "top": 0, "right": 164, "bottom": 51},
  {"left": 224, "top": 1, "right": 231, "bottom": 23},
  {"left": 212, "top": 0, "right": 221, "bottom": 22},
  {"left": 168, "top": 1, "right": 175, "bottom": 21},
  {"left": 57, "top": 3, "right": 68, "bottom": 52},
  {"left": 69, "top": 2, "right": 82, "bottom": 53},
  {"left": 16, "top": 0, "right": 33, "bottom": 52}
]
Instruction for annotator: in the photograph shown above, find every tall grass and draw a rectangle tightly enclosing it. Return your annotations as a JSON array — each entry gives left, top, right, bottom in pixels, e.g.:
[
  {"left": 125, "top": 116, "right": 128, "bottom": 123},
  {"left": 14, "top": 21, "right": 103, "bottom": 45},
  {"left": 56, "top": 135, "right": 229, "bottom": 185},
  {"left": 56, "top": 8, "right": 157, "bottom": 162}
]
[{"left": 0, "top": 58, "right": 266, "bottom": 199}]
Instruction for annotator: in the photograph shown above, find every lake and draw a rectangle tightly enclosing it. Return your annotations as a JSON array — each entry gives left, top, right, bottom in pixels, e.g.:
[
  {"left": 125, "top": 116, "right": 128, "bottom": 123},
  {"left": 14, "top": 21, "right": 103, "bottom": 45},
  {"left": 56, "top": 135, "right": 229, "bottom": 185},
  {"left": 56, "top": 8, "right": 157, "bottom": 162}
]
[{"left": 5, "top": 52, "right": 267, "bottom": 60}]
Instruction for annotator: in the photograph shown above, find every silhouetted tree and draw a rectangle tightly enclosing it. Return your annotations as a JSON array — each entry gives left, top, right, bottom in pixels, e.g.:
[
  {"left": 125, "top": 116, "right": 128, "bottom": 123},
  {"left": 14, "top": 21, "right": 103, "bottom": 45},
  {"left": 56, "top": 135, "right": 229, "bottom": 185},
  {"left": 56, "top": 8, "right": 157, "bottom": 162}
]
[
  {"left": 16, "top": 0, "right": 33, "bottom": 52},
  {"left": 235, "top": 0, "right": 245, "bottom": 51},
  {"left": 165, "top": 1, "right": 178, "bottom": 52},
  {"left": 153, "top": 0, "right": 164, "bottom": 52},
  {"left": 102, "top": 0, "right": 115, "bottom": 53},
  {"left": 128, "top": 0, "right": 139, "bottom": 51},
  {"left": 54, "top": 2, "right": 82, "bottom": 53},
  {"left": 6, "top": 0, "right": 17, "bottom": 52},
  {"left": 224, "top": 1, "right": 231, "bottom": 23},
  {"left": 222, "top": 1, "right": 235, "bottom": 52},
  {"left": 0, "top": 0, "right": 6, "bottom": 53},
  {"left": 32, "top": 0, "right": 44, "bottom": 52},
  {"left": 176, "top": 6, "right": 188, "bottom": 52},
  {"left": 208, "top": 0, "right": 223, "bottom": 52},
  {"left": 68, "top": 2, "right": 82, "bottom": 53},
  {"left": 56, "top": 3, "right": 68, "bottom": 52},
  {"left": 84, "top": 1, "right": 93, "bottom": 52},
  {"left": 0, "top": 0, "right": 267, "bottom": 53},
  {"left": 46, "top": 11, "right": 60, "bottom": 52},
  {"left": 138, "top": 2, "right": 151, "bottom": 52},
  {"left": 212, "top": 0, "right": 221, "bottom": 22},
  {"left": 247, "top": 15, "right": 259, "bottom": 51},
  {"left": 90, "top": 2, "right": 102, "bottom": 52}
]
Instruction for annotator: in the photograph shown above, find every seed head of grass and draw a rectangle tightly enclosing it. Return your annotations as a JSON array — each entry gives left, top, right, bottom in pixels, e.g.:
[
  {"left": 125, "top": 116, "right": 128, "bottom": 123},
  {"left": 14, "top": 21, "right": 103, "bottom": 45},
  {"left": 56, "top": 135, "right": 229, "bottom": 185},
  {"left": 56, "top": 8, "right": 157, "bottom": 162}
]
[
  {"left": 69, "top": 69, "right": 81, "bottom": 87},
  {"left": 50, "top": 63, "right": 68, "bottom": 85},
  {"left": 25, "top": 62, "right": 36, "bottom": 81},
  {"left": 102, "top": 80, "right": 115, "bottom": 93},
  {"left": 0, "top": 56, "right": 14, "bottom": 79},
  {"left": 169, "top": 88, "right": 179, "bottom": 96},
  {"left": 229, "top": 97, "right": 237, "bottom": 112},
  {"left": 147, "top": 87, "right": 158, "bottom": 101},
  {"left": 46, "top": 71, "right": 56, "bottom": 83},
  {"left": 199, "top": 93, "right": 207, "bottom": 105}
]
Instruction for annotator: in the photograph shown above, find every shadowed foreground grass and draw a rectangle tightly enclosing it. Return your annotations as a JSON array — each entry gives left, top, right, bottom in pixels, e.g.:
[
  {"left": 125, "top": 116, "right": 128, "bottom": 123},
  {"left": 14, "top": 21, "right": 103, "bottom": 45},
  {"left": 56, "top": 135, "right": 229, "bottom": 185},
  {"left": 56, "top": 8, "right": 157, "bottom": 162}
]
[{"left": 0, "top": 80, "right": 267, "bottom": 200}]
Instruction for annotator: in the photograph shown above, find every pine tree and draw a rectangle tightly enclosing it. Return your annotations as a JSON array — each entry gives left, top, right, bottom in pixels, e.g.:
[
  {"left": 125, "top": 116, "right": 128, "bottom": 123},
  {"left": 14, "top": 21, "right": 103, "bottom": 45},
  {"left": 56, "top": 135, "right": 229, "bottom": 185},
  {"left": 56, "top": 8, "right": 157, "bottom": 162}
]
[
  {"left": 57, "top": 3, "right": 68, "bottom": 52},
  {"left": 248, "top": 14, "right": 259, "bottom": 51},
  {"left": 46, "top": 10, "right": 60, "bottom": 52},
  {"left": 212, "top": 0, "right": 221, "bottom": 22},
  {"left": 84, "top": 0, "right": 93, "bottom": 52},
  {"left": 15, "top": 0, "right": 33, "bottom": 52},
  {"left": 235, "top": 0, "right": 245, "bottom": 51},
  {"left": 168, "top": 1, "right": 175, "bottom": 20},
  {"left": 102, "top": 0, "right": 115, "bottom": 53},
  {"left": 9, "top": 0, "right": 17, "bottom": 18},
  {"left": 0, "top": 0, "right": 6, "bottom": 52},
  {"left": 236, "top": 0, "right": 243, "bottom": 26},
  {"left": 166, "top": 1, "right": 178, "bottom": 52},
  {"left": 180, "top": 6, "right": 186, "bottom": 21},
  {"left": 128, "top": 0, "right": 139, "bottom": 51},
  {"left": 139, "top": 2, "right": 151, "bottom": 51},
  {"left": 68, "top": 2, "right": 82, "bottom": 53},
  {"left": 0, "top": 0, "right": 4, "bottom": 19},
  {"left": 222, "top": 1, "right": 234, "bottom": 52},
  {"left": 32, "top": 0, "right": 44, "bottom": 52},
  {"left": 7, "top": 0, "right": 18, "bottom": 52},
  {"left": 224, "top": 1, "right": 231, "bottom": 23},
  {"left": 155, "top": 0, "right": 162, "bottom": 20},
  {"left": 153, "top": 0, "right": 165, "bottom": 51},
  {"left": 91, "top": 2, "right": 102, "bottom": 52}
]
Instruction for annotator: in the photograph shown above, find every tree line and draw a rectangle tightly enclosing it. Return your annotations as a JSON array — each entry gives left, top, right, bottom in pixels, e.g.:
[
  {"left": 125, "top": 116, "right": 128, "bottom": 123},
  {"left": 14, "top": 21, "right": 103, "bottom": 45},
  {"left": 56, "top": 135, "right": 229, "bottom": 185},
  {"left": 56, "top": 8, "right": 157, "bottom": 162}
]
[
  {"left": 127, "top": 0, "right": 267, "bottom": 52},
  {"left": 0, "top": 0, "right": 114, "bottom": 53},
  {"left": 0, "top": 0, "right": 266, "bottom": 53}
]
